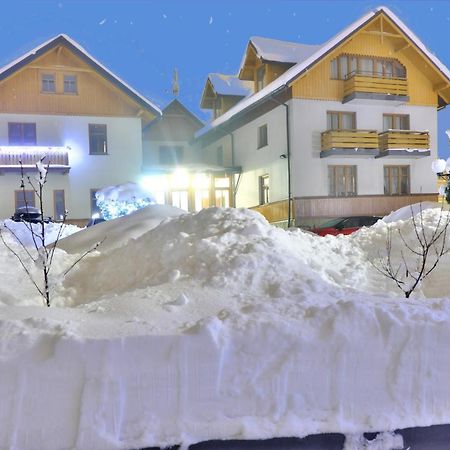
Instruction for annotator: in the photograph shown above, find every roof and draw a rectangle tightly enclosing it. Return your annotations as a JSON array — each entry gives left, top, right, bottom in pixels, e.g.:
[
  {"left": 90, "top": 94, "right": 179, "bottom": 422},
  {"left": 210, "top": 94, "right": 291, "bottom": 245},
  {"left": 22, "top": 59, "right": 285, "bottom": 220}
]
[
  {"left": 196, "top": 6, "right": 450, "bottom": 140},
  {"left": 0, "top": 34, "right": 162, "bottom": 117},
  {"left": 208, "top": 73, "right": 253, "bottom": 97},
  {"left": 247, "top": 36, "right": 322, "bottom": 65}
]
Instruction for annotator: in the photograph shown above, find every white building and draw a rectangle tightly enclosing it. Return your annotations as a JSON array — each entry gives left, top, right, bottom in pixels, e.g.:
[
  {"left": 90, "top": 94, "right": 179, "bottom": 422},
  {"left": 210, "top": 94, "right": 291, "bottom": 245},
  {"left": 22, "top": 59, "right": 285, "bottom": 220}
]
[
  {"left": 0, "top": 34, "right": 160, "bottom": 223},
  {"left": 196, "top": 6, "right": 450, "bottom": 226}
]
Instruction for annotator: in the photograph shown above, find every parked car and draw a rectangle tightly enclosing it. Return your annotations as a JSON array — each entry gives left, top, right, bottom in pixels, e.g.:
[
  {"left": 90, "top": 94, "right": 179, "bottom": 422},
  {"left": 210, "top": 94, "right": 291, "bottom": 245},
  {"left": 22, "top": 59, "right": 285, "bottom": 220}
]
[
  {"left": 310, "top": 216, "right": 381, "bottom": 236},
  {"left": 11, "top": 206, "right": 52, "bottom": 224}
]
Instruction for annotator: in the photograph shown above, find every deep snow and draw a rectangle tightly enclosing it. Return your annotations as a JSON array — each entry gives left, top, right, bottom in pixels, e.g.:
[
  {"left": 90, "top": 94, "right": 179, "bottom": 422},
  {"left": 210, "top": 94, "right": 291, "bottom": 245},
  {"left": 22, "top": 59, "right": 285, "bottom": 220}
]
[{"left": 0, "top": 204, "right": 450, "bottom": 450}]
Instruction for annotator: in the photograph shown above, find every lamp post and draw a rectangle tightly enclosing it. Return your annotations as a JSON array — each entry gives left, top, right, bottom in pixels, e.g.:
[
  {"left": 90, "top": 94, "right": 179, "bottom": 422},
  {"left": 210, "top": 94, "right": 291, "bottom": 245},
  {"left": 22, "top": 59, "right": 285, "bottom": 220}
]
[{"left": 431, "top": 158, "right": 450, "bottom": 204}]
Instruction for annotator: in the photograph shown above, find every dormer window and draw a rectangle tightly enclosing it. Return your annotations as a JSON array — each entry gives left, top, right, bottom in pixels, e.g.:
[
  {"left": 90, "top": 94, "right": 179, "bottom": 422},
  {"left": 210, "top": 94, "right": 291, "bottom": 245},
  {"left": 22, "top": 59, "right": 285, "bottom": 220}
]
[{"left": 256, "top": 66, "right": 265, "bottom": 91}]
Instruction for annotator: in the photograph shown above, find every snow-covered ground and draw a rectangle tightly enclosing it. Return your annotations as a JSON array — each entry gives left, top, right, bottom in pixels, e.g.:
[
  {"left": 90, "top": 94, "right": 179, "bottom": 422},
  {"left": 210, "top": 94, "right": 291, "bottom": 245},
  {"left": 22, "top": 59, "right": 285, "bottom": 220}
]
[{"left": 0, "top": 204, "right": 450, "bottom": 450}]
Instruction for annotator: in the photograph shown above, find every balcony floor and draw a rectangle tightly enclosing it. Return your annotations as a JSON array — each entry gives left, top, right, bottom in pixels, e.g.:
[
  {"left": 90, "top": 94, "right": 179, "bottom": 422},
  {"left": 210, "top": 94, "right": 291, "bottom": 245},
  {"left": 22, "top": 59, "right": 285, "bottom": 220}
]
[
  {"left": 320, "top": 148, "right": 379, "bottom": 158},
  {"left": 343, "top": 92, "right": 409, "bottom": 105},
  {"left": 375, "top": 149, "right": 430, "bottom": 159}
]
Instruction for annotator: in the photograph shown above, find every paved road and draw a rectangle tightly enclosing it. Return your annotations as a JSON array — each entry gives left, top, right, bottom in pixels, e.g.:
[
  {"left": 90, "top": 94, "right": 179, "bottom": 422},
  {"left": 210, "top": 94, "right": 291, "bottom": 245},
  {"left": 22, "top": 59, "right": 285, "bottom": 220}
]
[{"left": 140, "top": 424, "right": 450, "bottom": 449}]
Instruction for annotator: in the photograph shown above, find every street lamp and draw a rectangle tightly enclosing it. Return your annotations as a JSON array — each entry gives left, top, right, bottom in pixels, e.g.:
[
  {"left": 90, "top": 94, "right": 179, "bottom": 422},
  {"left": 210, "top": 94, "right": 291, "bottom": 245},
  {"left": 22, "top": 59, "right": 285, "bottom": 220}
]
[{"left": 431, "top": 158, "right": 450, "bottom": 203}]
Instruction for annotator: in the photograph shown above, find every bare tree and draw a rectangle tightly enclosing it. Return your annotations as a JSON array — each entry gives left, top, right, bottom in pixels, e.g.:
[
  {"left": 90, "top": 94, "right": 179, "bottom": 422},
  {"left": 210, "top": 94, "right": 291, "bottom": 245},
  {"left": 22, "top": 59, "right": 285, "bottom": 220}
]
[
  {"left": 372, "top": 203, "right": 450, "bottom": 298},
  {"left": 0, "top": 157, "right": 103, "bottom": 307}
]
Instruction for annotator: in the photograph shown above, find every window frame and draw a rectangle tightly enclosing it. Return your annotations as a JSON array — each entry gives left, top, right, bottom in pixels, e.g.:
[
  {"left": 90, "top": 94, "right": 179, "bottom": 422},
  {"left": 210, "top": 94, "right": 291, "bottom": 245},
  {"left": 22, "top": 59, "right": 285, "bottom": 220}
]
[
  {"left": 15, "top": 190, "right": 36, "bottom": 210},
  {"left": 8, "top": 122, "right": 37, "bottom": 145},
  {"left": 257, "top": 124, "right": 268, "bottom": 149},
  {"left": 384, "top": 165, "right": 410, "bottom": 195},
  {"left": 41, "top": 73, "right": 56, "bottom": 93},
  {"left": 256, "top": 65, "right": 266, "bottom": 91},
  {"left": 63, "top": 74, "right": 78, "bottom": 94},
  {"left": 328, "top": 165, "right": 357, "bottom": 198},
  {"left": 259, "top": 174, "right": 270, "bottom": 205},
  {"left": 382, "top": 113, "right": 410, "bottom": 131},
  {"left": 326, "top": 111, "right": 357, "bottom": 130},
  {"left": 330, "top": 55, "right": 406, "bottom": 80},
  {"left": 88, "top": 124, "right": 108, "bottom": 155}
]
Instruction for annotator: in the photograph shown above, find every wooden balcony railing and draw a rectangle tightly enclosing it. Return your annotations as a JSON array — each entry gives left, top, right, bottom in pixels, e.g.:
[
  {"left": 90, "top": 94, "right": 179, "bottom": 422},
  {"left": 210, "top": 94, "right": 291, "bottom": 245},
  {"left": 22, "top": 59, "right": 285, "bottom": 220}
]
[
  {"left": 0, "top": 146, "right": 70, "bottom": 171},
  {"left": 321, "top": 129, "right": 379, "bottom": 151},
  {"left": 378, "top": 130, "right": 430, "bottom": 151},
  {"left": 344, "top": 71, "right": 408, "bottom": 98}
]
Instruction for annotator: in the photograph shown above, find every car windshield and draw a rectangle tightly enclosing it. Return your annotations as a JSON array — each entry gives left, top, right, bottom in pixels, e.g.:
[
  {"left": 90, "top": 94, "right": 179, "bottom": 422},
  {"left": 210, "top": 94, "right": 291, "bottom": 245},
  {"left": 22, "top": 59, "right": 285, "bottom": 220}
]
[{"left": 319, "top": 218, "right": 344, "bottom": 228}]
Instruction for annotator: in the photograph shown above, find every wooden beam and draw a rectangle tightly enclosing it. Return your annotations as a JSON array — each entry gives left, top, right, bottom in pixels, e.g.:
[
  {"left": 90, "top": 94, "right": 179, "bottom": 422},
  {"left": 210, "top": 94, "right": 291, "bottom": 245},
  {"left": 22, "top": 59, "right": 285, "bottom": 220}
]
[
  {"left": 28, "top": 64, "right": 94, "bottom": 73},
  {"left": 395, "top": 42, "right": 411, "bottom": 53},
  {"left": 434, "top": 82, "right": 449, "bottom": 92},
  {"left": 380, "top": 15, "right": 384, "bottom": 45},
  {"left": 363, "top": 30, "right": 404, "bottom": 38}
]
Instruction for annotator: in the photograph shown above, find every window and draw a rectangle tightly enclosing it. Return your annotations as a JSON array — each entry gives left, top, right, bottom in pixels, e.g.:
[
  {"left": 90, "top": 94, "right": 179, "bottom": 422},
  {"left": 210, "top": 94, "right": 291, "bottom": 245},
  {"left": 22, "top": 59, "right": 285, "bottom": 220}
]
[
  {"left": 328, "top": 165, "right": 357, "bottom": 197},
  {"left": 15, "top": 190, "right": 35, "bottom": 209},
  {"left": 171, "top": 191, "right": 189, "bottom": 210},
  {"left": 384, "top": 166, "right": 410, "bottom": 195},
  {"left": 383, "top": 114, "right": 410, "bottom": 131},
  {"left": 330, "top": 55, "right": 406, "bottom": 80},
  {"left": 53, "top": 190, "right": 66, "bottom": 221},
  {"left": 41, "top": 73, "right": 55, "bottom": 93},
  {"left": 90, "top": 189, "right": 101, "bottom": 216},
  {"left": 259, "top": 174, "right": 270, "bottom": 205},
  {"left": 217, "top": 146, "right": 224, "bottom": 166},
  {"left": 257, "top": 124, "right": 268, "bottom": 149},
  {"left": 326, "top": 111, "right": 356, "bottom": 130},
  {"left": 214, "top": 176, "right": 231, "bottom": 207},
  {"left": 159, "top": 145, "right": 183, "bottom": 165},
  {"left": 63, "top": 74, "right": 77, "bottom": 94},
  {"left": 89, "top": 124, "right": 107, "bottom": 155},
  {"left": 256, "top": 65, "right": 266, "bottom": 91},
  {"left": 8, "top": 123, "right": 37, "bottom": 145}
]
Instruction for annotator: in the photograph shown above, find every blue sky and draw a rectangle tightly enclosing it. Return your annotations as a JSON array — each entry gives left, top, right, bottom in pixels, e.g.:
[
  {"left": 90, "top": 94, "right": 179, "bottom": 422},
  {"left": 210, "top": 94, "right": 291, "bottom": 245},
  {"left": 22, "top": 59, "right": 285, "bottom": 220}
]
[{"left": 1, "top": 0, "right": 450, "bottom": 157}]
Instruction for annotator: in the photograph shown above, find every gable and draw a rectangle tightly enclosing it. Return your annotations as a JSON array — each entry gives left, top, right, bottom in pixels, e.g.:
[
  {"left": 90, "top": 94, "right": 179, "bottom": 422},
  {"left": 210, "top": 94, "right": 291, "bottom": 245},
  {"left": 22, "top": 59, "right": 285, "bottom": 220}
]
[
  {"left": 0, "top": 37, "right": 159, "bottom": 124},
  {"left": 291, "top": 11, "right": 450, "bottom": 106}
]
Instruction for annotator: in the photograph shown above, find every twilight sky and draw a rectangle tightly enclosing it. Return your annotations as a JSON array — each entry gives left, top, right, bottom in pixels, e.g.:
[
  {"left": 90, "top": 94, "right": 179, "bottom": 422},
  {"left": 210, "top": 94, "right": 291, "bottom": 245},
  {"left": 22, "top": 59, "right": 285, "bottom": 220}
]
[{"left": 1, "top": 0, "right": 450, "bottom": 157}]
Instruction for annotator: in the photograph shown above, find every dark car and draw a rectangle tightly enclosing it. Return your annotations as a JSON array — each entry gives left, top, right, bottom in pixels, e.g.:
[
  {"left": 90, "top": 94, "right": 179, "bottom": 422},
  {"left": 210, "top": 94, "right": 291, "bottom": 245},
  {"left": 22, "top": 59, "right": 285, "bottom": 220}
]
[
  {"left": 310, "top": 216, "right": 381, "bottom": 236},
  {"left": 11, "top": 206, "right": 52, "bottom": 224}
]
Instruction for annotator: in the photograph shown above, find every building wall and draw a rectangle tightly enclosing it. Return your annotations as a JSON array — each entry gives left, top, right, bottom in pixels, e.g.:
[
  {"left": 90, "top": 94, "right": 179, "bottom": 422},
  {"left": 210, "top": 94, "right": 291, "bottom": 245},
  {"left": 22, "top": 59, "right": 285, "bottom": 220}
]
[
  {"left": 290, "top": 99, "right": 438, "bottom": 197},
  {"left": 0, "top": 113, "right": 143, "bottom": 220}
]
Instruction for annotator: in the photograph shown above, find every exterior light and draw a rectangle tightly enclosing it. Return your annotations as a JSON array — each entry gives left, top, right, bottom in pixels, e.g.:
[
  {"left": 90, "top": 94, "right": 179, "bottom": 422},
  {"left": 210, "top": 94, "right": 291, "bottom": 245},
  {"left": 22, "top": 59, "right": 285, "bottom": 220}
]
[{"left": 431, "top": 159, "right": 447, "bottom": 174}]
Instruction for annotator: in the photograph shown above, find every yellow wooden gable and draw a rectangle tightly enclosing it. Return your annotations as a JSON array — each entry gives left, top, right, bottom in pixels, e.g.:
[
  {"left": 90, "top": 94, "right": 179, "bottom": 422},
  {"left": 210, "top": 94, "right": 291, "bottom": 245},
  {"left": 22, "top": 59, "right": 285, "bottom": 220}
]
[
  {"left": 0, "top": 36, "right": 159, "bottom": 125},
  {"left": 291, "top": 11, "right": 450, "bottom": 107}
]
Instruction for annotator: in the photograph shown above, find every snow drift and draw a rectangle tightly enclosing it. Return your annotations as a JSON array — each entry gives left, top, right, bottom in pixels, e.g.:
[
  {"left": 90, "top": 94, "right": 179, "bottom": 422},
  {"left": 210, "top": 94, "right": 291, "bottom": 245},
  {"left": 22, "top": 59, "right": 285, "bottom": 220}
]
[{"left": 0, "top": 205, "right": 450, "bottom": 449}]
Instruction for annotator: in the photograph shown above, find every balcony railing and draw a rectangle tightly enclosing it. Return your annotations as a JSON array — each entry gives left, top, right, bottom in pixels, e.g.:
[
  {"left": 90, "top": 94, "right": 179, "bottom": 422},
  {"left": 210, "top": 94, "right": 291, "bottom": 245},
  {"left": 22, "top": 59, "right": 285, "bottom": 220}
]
[
  {"left": 0, "top": 146, "right": 70, "bottom": 172},
  {"left": 321, "top": 129, "right": 379, "bottom": 151},
  {"left": 378, "top": 130, "right": 430, "bottom": 151},
  {"left": 343, "top": 71, "right": 408, "bottom": 100}
]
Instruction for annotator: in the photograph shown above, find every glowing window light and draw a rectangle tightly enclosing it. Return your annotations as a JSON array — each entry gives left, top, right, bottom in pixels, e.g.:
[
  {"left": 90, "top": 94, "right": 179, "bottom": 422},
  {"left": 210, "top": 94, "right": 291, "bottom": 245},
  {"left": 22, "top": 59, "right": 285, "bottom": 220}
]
[
  {"left": 192, "top": 173, "right": 210, "bottom": 190},
  {"left": 171, "top": 169, "right": 189, "bottom": 189},
  {"left": 139, "top": 174, "right": 169, "bottom": 192}
]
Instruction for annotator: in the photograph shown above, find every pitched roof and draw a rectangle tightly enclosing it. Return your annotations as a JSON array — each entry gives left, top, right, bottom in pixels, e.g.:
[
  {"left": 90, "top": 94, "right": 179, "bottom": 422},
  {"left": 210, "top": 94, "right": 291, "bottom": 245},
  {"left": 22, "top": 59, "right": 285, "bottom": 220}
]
[
  {"left": 247, "top": 36, "right": 322, "bottom": 65},
  {"left": 196, "top": 6, "right": 450, "bottom": 139},
  {"left": 208, "top": 73, "right": 253, "bottom": 97},
  {"left": 0, "top": 34, "right": 161, "bottom": 117}
]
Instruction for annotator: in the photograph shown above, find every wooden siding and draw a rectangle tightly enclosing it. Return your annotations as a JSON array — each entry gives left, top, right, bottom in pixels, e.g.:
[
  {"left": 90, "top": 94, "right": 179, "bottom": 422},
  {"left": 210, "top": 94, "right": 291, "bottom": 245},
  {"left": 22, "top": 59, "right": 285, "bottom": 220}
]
[
  {"left": 0, "top": 45, "right": 155, "bottom": 122},
  {"left": 0, "top": 148, "right": 69, "bottom": 167},
  {"left": 294, "top": 194, "right": 438, "bottom": 220},
  {"left": 251, "top": 199, "right": 294, "bottom": 223},
  {"left": 291, "top": 14, "right": 445, "bottom": 106},
  {"left": 343, "top": 73, "right": 408, "bottom": 97},
  {"left": 378, "top": 130, "right": 430, "bottom": 150},
  {"left": 321, "top": 129, "right": 379, "bottom": 150}
]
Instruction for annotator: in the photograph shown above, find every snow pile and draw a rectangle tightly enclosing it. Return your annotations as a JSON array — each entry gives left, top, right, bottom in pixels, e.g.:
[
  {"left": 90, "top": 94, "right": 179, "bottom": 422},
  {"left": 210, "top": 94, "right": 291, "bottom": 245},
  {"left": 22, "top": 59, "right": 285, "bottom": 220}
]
[
  {"left": 2, "top": 219, "right": 81, "bottom": 247},
  {"left": 1, "top": 206, "right": 450, "bottom": 449},
  {"left": 382, "top": 201, "right": 447, "bottom": 223}
]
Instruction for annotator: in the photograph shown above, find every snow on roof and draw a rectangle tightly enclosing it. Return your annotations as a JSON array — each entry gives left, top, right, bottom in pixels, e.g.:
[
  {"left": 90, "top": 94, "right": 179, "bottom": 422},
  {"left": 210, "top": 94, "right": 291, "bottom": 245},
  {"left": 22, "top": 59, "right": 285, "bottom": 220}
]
[
  {"left": 196, "top": 6, "right": 450, "bottom": 139},
  {"left": 208, "top": 73, "right": 253, "bottom": 97},
  {"left": 0, "top": 34, "right": 162, "bottom": 116},
  {"left": 249, "top": 36, "right": 322, "bottom": 65}
]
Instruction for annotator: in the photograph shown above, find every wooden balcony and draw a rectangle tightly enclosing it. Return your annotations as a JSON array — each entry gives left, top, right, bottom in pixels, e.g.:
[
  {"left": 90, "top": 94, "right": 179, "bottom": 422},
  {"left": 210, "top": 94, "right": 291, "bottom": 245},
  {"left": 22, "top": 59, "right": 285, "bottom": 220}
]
[
  {"left": 377, "top": 130, "right": 430, "bottom": 158},
  {"left": 0, "top": 146, "right": 70, "bottom": 173},
  {"left": 343, "top": 71, "right": 409, "bottom": 104},
  {"left": 321, "top": 129, "right": 379, "bottom": 157}
]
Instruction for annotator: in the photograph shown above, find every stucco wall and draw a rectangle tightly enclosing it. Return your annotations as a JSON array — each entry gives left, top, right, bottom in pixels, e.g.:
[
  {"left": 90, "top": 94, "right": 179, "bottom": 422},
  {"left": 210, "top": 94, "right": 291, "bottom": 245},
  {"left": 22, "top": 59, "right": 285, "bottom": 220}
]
[{"left": 0, "top": 113, "right": 143, "bottom": 220}]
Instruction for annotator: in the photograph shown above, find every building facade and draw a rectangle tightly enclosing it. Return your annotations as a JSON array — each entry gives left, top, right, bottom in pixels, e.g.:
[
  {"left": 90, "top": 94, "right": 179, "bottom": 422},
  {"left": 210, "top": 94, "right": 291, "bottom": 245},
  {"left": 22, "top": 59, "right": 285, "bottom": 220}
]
[
  {"left": 0, "top": 34, "right": 160, "bottom": 223},
  {"left": 196, "top": 7, "right": 450, "bottom": 226}
]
